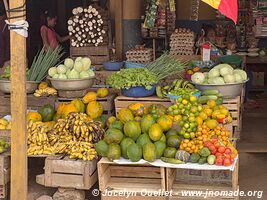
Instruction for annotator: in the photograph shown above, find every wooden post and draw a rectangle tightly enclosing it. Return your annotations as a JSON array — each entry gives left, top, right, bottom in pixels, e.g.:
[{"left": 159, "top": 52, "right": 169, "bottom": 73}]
[
  {"left": 9, "top": 0, "right": 28, "bottom": 200},
  {"left": 114, "top": 0, "right": 123, "bottom": 60}
]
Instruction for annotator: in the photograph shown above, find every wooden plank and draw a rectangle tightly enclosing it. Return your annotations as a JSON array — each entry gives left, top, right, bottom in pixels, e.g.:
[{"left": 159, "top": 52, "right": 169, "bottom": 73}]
[
  {"left": 9, "top": 0, "right": 28, "bottom": 199},
  {"left": 237, "top": 143, "right": 267, "bottom": 153},
  {"left": 114, "top": 0, "right": 123, "bottom": 60}
]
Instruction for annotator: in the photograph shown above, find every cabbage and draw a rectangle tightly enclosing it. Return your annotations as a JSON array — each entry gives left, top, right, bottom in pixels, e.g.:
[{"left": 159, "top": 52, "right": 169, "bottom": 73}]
[
  {"left": 81, "top": 57, "right": 91, "bottom": 71},
  {"left": 220, "top": 65, "right": 234, "bottom": 77},
  {"left": 80, "top": 71, "right": 90, "bottom": 79},
  {"left": 234, "top": 73, "right": 243, "bottom": 83},
  {"left": 213, "top": 64, "right": 226, "bottom": 70},
  {"left": 74, "top": 61, "right": 83, "bottom": 72},
  {"left": 52, "top": 74, "right": 59, "bottom": 79},
  {"left": 67, "top": 69, "right": 80, "bottom": 79},
  {"left": 224, "top": 74, "right": 235, "bottom": 84},
  {"left": 204, "top": 72, "right": 209, "bottom": 78},
  {"left": 208, "top": 68, "right": 220, "bottom": 78},
  {"left": 57, "top": 64, "right": 67, "bottom": 74},
  {"left": 64, "top": 58, "right": 74, "bottom": 69},
  {"left": 191, "top": 72, "right": 205, "bottom": 84},
  {"left": 58, "top": 74, "right": 67, "bottom": 80},
  {"left": 208, "top": 78, "right": 215, "bottom": 84},
  {"left": 48, "top": 67, "right": 57, "bottom": 77},
  {"left": 212, "top": 77, "right": 225, "bottom": 84},
  {"left": 66, "top": 69, "right": 71, "bottom": 76},
  {"left": 75, "top": 57, "right": 82, "bottom": 62},
  {"left": 233, "top": 69, "right": 247, "bottom": 81},
  {"left": 87, "top": 69, "right": 95, "bottom": 77}
]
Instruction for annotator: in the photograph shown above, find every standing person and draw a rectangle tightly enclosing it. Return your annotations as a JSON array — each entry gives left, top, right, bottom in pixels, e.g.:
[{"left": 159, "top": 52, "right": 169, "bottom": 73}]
[
  {"left": 40, "top": 10, "right": 70, "bottom": 50},
  {"left": 0, "top": 0, "right": 10, "bottom": 68}
]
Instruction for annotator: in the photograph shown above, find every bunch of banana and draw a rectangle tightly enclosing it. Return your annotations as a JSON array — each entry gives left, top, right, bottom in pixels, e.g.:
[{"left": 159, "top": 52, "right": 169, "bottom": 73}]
[
  {"left": 34, "top": 87, "right": 57, "bottom": 97},
  {"left": 0, "top": 118, "right": 11, "bottom": 130},
  {"left": 66, "top": 141, "right": 97, "bottom": 161},
  {"left": 156, "top": 79, "right": 195, "bottom": 98},
  {"left": 53, "top": 142, "right": 69, "bottom": 154},
  {"left": 27, "top": 121, "right": 55, "bottom": 155}
]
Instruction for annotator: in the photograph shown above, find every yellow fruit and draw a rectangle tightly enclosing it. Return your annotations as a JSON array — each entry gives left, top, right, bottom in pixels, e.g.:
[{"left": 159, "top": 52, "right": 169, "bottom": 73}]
[
  {"left": 0, "top": 118, "right": 9, "bottom": 126},
  {"left": 83, "top": 92, "right": 97, "bottom": 104},
  {"left": 117, "top": 108, "right": 134, "bottom": 124},
  {"left": 128, "top": 103, "right": 146, "bottom": 117},
  {"left": 62, "top": 103, "right": 79, "bottom": 118},
  {"left": 196, "top": 116, "right": 203, "bottom": 126},
  {"left": 57, "top": 103, "right": 66, "bottom": 116},
  {"left": 149, "top": 123, "right": 163, "bottom": 142},
  {"left": 207, "top": 100, "right": 217, "bottom": 109},
  {"left": 44, "top": 121, "right": 55, "bottom": 130},
  {"left": 86, "top": 101, "right": 103, "bottom": 119},
  {"left": 199, "top": 112, "right": 208, "bottom": 120},
  {"left": 217, "top": 114, "right": 226, "bottom": 119},
  {"left": 38, "top": 82, "right": 48, "bottom": 90},
  {"left": 174, "top": 115, "right": 182, "bottom": 122},
  {"left": 189, "top": 96, "right": 197, "bottom": 102},
  {"left": 212, "top": 110, "right": 221, "bottom": 119},
  {"left": 27, "top": 112, "right": 42, "bottom": 122},
  {"left": 0, "top": 124, "right": 6, "bottom": 129},
  {"left": 157, "top": 115, "right": 173, "bottom": 132},
  {"left": 97, "top": 88, "right": 109, "bottom": 98},
  {"left": 220, "top": 108, "right": 229, "bottom": 116},
  {"left": 6, "top": 123, "right": 11, "bottom": 130},
  {"left": 204, "top": 108, "right": 213, "bottom": 117},
  {"left": 107, "top": 116, "right": 117, "bottom": 127},
  {"left": 206, "top": 119, "right": 218, "bottom": 129},
  {"left": 71, "top": 99, "right": 85, "bottom": 113}
]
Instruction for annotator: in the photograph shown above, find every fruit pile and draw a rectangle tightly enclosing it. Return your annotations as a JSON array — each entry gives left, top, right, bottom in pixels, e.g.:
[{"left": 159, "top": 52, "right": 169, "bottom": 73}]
[
  {"left": 34, "top": 82, "right": 57, "bottom": 97},
  {"left": 156, "top": 79, "right": 196, "bottom": 99},
  {"left": 198, "top": 89, "right": 224, "bottom": 105},
  {"left": 0, "top": 139, "right": 9, "bottom": 154},
  {"left": 0, "top": 118, "right": 11, "bottom": 130}
]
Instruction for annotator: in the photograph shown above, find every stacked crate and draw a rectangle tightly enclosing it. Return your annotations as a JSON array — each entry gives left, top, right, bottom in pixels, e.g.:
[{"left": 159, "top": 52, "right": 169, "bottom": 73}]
[{"left": 126, "top": 47, "right": 153, "bottom": 64}]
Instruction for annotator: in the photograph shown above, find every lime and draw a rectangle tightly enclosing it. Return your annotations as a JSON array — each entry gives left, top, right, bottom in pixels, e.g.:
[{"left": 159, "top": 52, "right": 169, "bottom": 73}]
[
  {"left": 168, "top": 107, "right": 173, "bottom": 112},
  {"left": 190, "top": 106, "right": 198, "bottom": 113},
  {"left": 184, "top": 95, "right": 190, "bottom": 100},
  {"left": 182, "top": 116, "right": 188, "bottom": 121},
  {"left": 189, "top": 116, "right": 195, "bottom": 122},
  {"left": 179, "top": 120, "right": 185, "bottom": 127},
  {"left": 184, "top": 133, "right": 191, "bottom": 139},
  {"left": 173, "top": 110, "right": 179, "bottom": 115},
  {"left": 190, "top": 132, "right": 196, "bottom": 138},
  {"left": 190, "top": 122, "right": 196, "bottom": 128},
  {"left": 185, "top": 104, "right": 192, "bottom": 110},
  {"left": 184, "top": 110, "right": 190, "bottom": 116},
  {"left": 187, "top": 128, "right": 192, "bottom": 132},
  {"left": 194, "top": 112, "right": 199, "bottom": 117},
  {"left": 198, "top": 105, "right": 203, "bottom": 112},
  {"left": 173, "top": 104, "right": 178, "bottom": 109},
  {"left": 192, "top": 127, "right": 197, "bottom": 132},
  {"left": 178, "top": 104, "right": 184, "bottom": 109},
  {"left": 177, "top": 97, "right": 183, "bottom": 103},
  {"left": 184, "top": 123, "right": 190, "bottom": 129},
  {"left": 179, "top": 130, "right": 185, "bottom": 135}
]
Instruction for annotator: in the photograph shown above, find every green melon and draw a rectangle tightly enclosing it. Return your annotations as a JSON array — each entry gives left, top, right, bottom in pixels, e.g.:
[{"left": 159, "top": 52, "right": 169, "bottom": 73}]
[
  {"left": 104, "top": 128, "right": 124, "bottom": 144},
  {"left": 127, "top": 143, "right": 142, "bottom": 162},
  {"left": 136, "top": 133, "right": 152, "bottom": 147},
  {"left": 141, "top": 115, "right": 155, "bottom": 134},
  {"left": 120, "top": 137, "right": 135, "bottom": 159},
  {"left": 123, "top": 121, "right": 141, "bottom": 141}
]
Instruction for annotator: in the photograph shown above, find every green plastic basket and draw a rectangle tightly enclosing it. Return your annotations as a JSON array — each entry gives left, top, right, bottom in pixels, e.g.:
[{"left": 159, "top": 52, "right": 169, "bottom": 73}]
[{"left": 219, "top": 55, "right": 243, "bottom": 67}]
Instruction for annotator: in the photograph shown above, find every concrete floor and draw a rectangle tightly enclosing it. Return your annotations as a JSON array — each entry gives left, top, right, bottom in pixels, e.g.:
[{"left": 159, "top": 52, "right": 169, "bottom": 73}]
[{"left": 26, "top": 98, "right": 267, "bottom": 200}]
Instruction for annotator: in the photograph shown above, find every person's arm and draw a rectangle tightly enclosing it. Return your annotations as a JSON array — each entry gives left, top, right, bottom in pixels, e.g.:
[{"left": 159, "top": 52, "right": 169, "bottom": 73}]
[
  {"left": 56, "top": 33, "right": 70, "bottom": 43},
  {"left": 40, "top": 26, "right": 50, "bottom": 50}
]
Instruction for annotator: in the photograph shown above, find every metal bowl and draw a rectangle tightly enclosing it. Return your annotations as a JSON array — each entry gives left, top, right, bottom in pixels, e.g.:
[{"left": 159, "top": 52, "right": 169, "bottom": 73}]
[
  {"left": 47, "top": 76, "right": 95, "bottom": 91},
  {"left": 193, "top": 79, "right": 248, "bottom": 99},
  {"left": 0, "top": 79, "right": 39, "bottom": 94}
]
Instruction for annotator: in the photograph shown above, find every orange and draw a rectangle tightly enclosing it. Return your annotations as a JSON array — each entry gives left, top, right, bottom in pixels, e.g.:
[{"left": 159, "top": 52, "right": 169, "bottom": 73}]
[
  {"left": 196, "top": 117, "right": 203, "bottom": 126},
  {"left": 199, "top": 112, "right": 208, "bottom": 120}
]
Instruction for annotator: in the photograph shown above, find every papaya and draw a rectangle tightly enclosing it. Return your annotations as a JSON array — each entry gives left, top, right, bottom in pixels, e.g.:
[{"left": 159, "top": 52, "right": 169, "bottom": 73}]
[
  {"left": 141, "top": 114, "right": 155, "bottom": 134},
  {"left": 157, "top": 115, "right": 173, "bottom": 132},
  {"left": 104, "top": 128, "right": 124, "bottom": 144},
  {"left": 136, "top": 133, "right": 151, "bottom": 147},
  {"left": 95, "top": 140, "right": 109, "bottom": 157},
  {"left": 143, "top": 143, "right": 156, "bottom": 162},
  {"left": 107, "top": 116, "right": 117, "bottom": 127},
  {"left": 107, "top": 143, "right": 121, "bottom": 161},
  {"left": 128, "top": 103, "right": 146, "bottom": 117},
  {"left": 120, "top": 137, "right": 135, "bottom": 159},
  {"left": 27, "top": 112, "right": 42, "bottom": 122},
  {"left": 166, "top": 129, "right": 178, "bottom": 139},
  {"left": 61, "top": 103, "right": 79, "bottom": 119},
  {"left": 86, "top": 101, "right": 103, "bottom": 119},
  {"left": 127, "top": 143, "right": 142, "bottom": 162},
  {"left": 83, "top": 91, "right": 97, "bottom": 104},
  {"left": 117, "top": 108, "right": 134, "bottom": 124},
  {"left": 167, "top": 135, "right": 181, "bottom": 149},
  {"left": 71, "top": 99, "right": 85, "bottom": 113},
  {"left": 154, "top": 141, "right": 166, "bottom": 159},
  {"left": 97, "top": 88, "right": 109, "bottom": 98},
  {"left": 148, "top": 123, "right": 163, "bottom": 142},
  {"left": 38, "top": 104, "right": 55, "bottom": 122},
  {"left": 124, "top": 121, "right": 141, "bottom": 141},
  {"left": 109, "top": 121, "right": 124, "bottom": 131}
]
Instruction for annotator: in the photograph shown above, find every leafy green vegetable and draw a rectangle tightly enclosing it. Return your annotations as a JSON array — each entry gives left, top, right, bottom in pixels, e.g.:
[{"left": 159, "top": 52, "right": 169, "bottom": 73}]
[{"left": 107, "top": 68, "right": 158, "bottom": 90}]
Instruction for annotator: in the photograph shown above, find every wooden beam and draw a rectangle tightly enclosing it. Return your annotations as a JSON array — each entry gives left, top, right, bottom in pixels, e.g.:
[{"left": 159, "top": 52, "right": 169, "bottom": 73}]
[
  {"left": 9, "top": 0, "right": 28, "bottom": 200},
  {"left": 114, "top": 0, "right": 123, "bottom": 60}
]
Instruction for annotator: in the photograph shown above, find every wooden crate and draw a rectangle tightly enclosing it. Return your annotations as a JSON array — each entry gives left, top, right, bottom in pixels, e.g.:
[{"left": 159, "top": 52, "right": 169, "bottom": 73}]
[
  {"left": 0, "top": 153, "right": 10, "bottom": 199},
  {"left": 98, "top": 158, "right": 166, "bottom": 200},
  {"left": 115, "top": 96, "right": 172, "bottom": 114},
  {"left": 166, "top": 161, "right": 239, "bottom": 200},
  {"left": 223, "top": 96, "right": 242, "bottom": 138},
  {"left": 36, "top": 155, "right": 97, "bottom": 190},
  {"left": 70, "top": 46, "right": 110, "bottom": 71},
  {"left": 56, "top": 93, "right": 116, "bottom": 116},
  {"left": 0, "top": 95, "right": 56, "bottom": 117}
]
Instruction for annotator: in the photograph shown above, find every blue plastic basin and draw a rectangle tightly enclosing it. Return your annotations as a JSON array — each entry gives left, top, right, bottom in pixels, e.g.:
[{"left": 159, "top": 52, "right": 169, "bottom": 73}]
[
  {"left": 122, "top": 85, "right": 156, "bottom": 97},
  {"left": 103, "top": 61, "right": 124, "bottom": 71},
  {"left": 167, "top": 91, "right": 202, "bottom": 100},
  {"left": 124, "top": 61, "right": 146, "bottom": 69}
]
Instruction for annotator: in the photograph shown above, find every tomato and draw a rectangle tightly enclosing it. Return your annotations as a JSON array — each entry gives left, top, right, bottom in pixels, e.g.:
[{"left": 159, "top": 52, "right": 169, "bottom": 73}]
[
  {"left": 215, "top": 152, "right": 222, "bottom": 157},
  {"left": 209, "top": 145, "right": 216, "bottom": 151},
  {"left": 215, "top": 157, "right": 223, "bottom": 166},
  {"left": 230, "top": 158, "right": 235, "bottom": 164},
  {"left": 204, "top": 141, "right": 212, "bottom": 147},
  {"left": 224, "top": 148, "right": 232, "bottom": 155},
  {"left": 212, "top": 149, "right": 217, "bottom": 155},
  {"left": 218, "top": 146, "right": 226, "bottom": 153},
  {"left": 214, "top": 142, "right": 221, "bottom": 148},
  {"left": 223, "top": 158, "right": 231, "bottom": 166},
  {"left": 224, "top": 154, "right": 231, "bottom": 159},
  {"left": 211, "top": 138, "right": 218, "bottom": 144}
]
